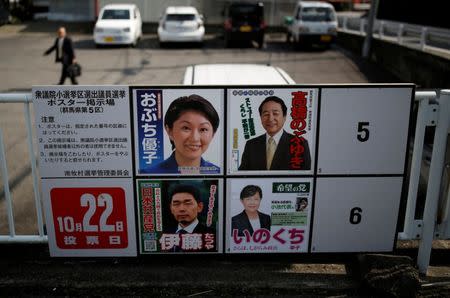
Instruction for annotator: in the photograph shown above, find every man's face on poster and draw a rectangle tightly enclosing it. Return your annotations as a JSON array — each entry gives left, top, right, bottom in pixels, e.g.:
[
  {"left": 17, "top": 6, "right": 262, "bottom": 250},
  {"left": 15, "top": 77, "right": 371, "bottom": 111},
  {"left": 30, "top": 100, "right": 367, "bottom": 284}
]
[
  {"left": 170, "top": 192, "right": 203, "bottom": 227},
  {"left": 260, "top": 101, "right": 286, "bottom": 137}
]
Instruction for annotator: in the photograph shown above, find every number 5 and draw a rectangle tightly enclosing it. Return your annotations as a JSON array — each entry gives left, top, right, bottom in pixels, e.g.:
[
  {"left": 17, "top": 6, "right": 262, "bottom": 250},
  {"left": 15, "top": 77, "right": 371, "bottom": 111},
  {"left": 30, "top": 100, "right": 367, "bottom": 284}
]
[{"left": 357, "top": 122, "right": 370, "bottom": 142}]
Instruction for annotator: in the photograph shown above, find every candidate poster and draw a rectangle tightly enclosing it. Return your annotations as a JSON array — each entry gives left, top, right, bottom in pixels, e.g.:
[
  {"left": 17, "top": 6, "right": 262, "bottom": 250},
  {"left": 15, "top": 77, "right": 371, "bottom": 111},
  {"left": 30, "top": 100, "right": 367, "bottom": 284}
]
[
  {"left": 227, "top": 88, "right": 317, "bottom": 175},
  {"left": 226, "top": 178, "right": 313, "bottom": 253},
  {"left": 137, "top": 179, "right": 222, "bottom": 254},
  {"left": 132, "top": 88, "right": 224, "bottom": 175}
]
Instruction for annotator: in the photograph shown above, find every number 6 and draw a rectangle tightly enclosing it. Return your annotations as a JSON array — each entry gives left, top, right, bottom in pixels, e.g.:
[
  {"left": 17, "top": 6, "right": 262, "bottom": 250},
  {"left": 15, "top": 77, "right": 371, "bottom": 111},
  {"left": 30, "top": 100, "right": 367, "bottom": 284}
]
[{"left": 349, "top": 207, "right": 362, "bottom": 224}]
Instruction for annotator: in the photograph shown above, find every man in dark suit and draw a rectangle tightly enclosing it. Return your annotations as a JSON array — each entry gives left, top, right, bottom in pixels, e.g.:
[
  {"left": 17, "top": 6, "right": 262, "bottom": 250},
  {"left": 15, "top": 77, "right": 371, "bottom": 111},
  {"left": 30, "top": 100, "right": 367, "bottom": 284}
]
[
  {"left": 238, "top": 96, "right": 311, "bottom": 171},
  {"left": 232, "top": 185, "right": 270, "bottom": 237},
  {"left": 44, "top": 27, "right": 78, "bottom": 85},
  {"left": 166, "top": 184, "right": 216, "bottom": 252}
]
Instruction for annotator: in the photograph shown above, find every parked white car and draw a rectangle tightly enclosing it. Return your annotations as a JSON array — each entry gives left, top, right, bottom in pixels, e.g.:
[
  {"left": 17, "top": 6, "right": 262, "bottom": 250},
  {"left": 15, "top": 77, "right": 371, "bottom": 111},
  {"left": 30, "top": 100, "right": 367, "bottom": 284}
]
[
  {"left": 157, "top": 6, "right": 205, "bottom": 46},
  {"left": 285, "top": 1, "right": 337, "bottom": 48},
  {"left": 93, "top": 4, "right": 142, "bottom": 47},
  {"left": 183, "top": 64, "right": 295, "bottom": 85}
]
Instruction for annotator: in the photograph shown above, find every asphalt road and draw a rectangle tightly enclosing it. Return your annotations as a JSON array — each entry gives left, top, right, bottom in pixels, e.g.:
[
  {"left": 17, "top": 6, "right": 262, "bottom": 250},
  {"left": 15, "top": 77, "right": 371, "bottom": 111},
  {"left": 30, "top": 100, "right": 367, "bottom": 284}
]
[{"left": 0, "top": 24, "right": 395, "bottom": 92}]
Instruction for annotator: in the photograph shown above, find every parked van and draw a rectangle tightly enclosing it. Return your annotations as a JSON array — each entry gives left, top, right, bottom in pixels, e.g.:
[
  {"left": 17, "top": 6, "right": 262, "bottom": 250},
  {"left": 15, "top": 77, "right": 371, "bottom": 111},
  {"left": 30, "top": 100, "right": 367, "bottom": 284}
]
[
  {"left": 223, "top": 2, "right": 265, "bottom": 48},
  {"left": 285, "top": 1, "right": 337, "bottom": 48},
  {"left": 183, "top": 64, "right": 295, "bottom": 85}
]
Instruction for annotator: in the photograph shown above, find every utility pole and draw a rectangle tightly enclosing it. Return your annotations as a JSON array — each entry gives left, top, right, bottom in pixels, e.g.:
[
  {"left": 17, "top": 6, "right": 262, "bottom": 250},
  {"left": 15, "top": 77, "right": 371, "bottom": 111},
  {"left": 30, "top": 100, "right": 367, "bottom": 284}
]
[{"left": 362, "top": 0, "right": 379, "bottom": 59}]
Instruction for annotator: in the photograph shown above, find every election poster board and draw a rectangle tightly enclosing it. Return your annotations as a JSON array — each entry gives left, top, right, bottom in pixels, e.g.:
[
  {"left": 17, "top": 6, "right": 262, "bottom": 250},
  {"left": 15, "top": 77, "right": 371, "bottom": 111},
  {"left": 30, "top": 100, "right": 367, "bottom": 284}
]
[
  {"left": 226, "top": 178, "right": 313, "bottom": 253},
  {"left": 227, "top": 88, "right": 318, "bottom": 175},
  {"left": 131, "top": 87, "right": 224, "bottom": 175},
  {"left": 136, "top": 179, "right": 223, "bottom": 254},
  {"left": 33, "top": 86, "right": 136, "bottom": 257},
  {"left": 33, "top": 84, "right": 414, "bottom": 257}
]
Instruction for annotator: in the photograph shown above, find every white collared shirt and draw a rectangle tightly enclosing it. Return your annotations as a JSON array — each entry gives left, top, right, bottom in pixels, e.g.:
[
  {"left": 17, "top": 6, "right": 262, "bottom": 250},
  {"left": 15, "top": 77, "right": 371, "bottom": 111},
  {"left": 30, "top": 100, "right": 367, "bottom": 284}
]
[
  {"left": 57, "top": 37, "right": 64, "bottom": 59},
  {"left": 176, "top": 218, "right": 199, "bottom": 233},
  {"left": 266, "top": 129, "right": 284, "bottom": 151},
  {"left": 249, "top": 217, "right": 261, "bottom": 231}
]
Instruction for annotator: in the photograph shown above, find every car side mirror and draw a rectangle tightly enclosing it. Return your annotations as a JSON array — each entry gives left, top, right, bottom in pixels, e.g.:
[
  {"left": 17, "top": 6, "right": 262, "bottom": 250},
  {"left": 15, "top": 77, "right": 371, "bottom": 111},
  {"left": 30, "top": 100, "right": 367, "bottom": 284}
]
[{"left": 284, "top": 16, "right": 294, "bottom": 26}]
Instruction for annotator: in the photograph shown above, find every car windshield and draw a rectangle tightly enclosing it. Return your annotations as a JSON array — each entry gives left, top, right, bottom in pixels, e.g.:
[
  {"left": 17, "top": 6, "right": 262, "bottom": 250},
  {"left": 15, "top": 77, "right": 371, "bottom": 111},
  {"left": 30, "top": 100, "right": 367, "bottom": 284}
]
[
  {"left": 166, "top": 14, "right": 196, "bottom": 21},
  {"left": 229, "top": 5, "right": 262, "bottom": 22},
  {"left": 101, "top": 9, "right": 130, "bottom": 20},
  {"left": 300, "top": 7, "right": 335, "bottom": 22}
]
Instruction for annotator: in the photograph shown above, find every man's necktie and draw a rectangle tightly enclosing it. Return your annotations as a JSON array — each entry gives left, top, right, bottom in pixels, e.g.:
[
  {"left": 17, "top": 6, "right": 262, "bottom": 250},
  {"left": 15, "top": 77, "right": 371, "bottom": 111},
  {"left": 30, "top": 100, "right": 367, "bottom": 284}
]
[
  {"left": 173, "top": 229, "right": 187, "bottom": 252},
  {"left": 266, "top": 137, "right": 276, "bottom": 170}
]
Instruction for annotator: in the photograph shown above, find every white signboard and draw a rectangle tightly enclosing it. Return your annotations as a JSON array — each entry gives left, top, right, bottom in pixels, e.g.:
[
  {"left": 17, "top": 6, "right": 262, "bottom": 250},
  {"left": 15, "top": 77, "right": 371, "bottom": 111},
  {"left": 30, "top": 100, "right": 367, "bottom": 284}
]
[
  {"left": 33, "top": 86, "right": 136, "bottom": 257},
  {"left": 311, "top": 177, "right": 403, "bottom": 252},
  {"left": 33, "top": 86, "right": 132, "bottom": 178},
  {"left": 317, "top": 87, "right": 412, "bottom": 175}
]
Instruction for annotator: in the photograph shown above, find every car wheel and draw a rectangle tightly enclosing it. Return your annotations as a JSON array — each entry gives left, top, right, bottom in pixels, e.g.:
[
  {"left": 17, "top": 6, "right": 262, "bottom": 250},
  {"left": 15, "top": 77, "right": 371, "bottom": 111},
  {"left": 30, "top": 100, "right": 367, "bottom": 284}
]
[
  {"left": 286, "top": 32, "right": 291, "bottom": 43},
  {"left": 224, "top": 34, "right": 231, "bottom": 48},
  {"left": 257, "top": 36, "right": 264, "bottom": 49}
]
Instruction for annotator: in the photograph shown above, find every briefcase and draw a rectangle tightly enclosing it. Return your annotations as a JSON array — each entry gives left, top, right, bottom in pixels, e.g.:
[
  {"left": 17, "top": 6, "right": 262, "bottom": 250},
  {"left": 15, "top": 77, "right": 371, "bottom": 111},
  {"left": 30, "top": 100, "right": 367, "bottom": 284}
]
[{"left": 67, "top": 63, "right": 82, "bottom": 77}]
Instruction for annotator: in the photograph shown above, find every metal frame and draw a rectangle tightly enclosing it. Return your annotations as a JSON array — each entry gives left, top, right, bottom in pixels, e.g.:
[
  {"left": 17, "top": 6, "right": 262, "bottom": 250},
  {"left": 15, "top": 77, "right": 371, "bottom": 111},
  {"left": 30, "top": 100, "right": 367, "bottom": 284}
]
[
  {"left": 338, "top": 16, "right": 450, "bottom": 54},
  {"left": 0, "top": 93, "right": 47, "bottom": 244},
  {"left": 1, "top": 90, "right": 449, "bottom": 273}
]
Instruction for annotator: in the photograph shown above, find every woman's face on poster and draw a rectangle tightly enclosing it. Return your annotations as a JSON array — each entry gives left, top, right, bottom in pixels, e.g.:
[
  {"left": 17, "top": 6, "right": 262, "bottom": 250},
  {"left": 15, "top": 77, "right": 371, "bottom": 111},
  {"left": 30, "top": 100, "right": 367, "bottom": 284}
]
[
  {"left": 241, "top": 193, "right": 261, "bottom": 214},
  {"left": 166, "top": 110, "right": 215, "bottom": 163}
]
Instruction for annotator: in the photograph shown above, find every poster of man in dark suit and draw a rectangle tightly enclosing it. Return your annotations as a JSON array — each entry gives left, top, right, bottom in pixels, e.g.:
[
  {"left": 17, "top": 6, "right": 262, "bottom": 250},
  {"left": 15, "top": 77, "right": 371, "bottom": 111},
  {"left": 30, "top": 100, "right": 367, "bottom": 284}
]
[
  {"left": 44, "top": 26, "right": 78, "bottom": 85},
  {"left": 238, "top": 96, "right": 311, "bottom": 171},
  {"left": 165, "top": 184, "right": 216, "bottom": 252}
]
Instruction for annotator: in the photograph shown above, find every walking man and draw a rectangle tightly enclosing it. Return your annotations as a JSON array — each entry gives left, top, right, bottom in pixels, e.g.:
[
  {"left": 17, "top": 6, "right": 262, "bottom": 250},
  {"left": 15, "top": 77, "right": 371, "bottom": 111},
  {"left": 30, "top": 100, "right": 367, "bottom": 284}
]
[{"left": 44, "top": 27, "right": 78, "bottom": 85}]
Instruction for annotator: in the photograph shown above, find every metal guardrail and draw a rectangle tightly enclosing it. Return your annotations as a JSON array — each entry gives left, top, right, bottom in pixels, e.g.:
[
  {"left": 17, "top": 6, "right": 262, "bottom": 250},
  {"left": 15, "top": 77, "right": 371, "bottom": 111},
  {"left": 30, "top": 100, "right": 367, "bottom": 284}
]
[
  {"left": 0, "top": 90, "right": 449, "bottom": 274},
  {"left": 338, "top": 16, "right": 450, "bottom": 54},
  {"left": 0, "top": 93, "right": 47, "bottom": 243}
]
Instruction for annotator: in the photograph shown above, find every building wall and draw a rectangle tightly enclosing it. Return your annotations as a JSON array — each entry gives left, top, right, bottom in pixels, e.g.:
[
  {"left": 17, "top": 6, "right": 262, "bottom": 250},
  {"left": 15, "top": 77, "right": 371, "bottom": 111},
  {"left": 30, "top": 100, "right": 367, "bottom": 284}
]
[
  {"left": 47, "top": 0, "right": 300, "bottom": 25},
  {"left": 48, "top": 0, "right": 95, "bottom": 21}
]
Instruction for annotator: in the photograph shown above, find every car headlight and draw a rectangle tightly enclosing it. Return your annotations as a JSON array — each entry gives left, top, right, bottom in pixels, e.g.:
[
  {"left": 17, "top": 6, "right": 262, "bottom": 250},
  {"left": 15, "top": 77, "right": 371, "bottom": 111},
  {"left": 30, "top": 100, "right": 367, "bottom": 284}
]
[
  {"left": 95, "top": 27, "right": 103, "bottom": 33},
  {"left": 123, "top": 27, "right": 130, "bottom": 32}
]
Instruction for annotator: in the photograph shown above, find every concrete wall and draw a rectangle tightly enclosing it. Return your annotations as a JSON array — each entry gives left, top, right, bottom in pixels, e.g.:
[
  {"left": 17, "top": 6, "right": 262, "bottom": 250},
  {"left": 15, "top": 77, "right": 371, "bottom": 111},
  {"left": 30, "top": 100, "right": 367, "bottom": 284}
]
[
  {"left": 47, "top": 0, "right": 300, "bottom": 25},
  {"left": 48, "top": 0, "right": 95, "bottom": 21},
  {"left": 337, "top": 32, "right": 450, "bottom": 89}
]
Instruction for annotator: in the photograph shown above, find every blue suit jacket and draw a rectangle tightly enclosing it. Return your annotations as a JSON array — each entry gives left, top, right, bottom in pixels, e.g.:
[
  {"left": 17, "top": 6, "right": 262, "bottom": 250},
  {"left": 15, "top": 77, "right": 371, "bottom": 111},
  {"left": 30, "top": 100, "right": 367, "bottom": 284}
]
[{"left": 148, "top": 152, "right": 220, "bottom": 174}]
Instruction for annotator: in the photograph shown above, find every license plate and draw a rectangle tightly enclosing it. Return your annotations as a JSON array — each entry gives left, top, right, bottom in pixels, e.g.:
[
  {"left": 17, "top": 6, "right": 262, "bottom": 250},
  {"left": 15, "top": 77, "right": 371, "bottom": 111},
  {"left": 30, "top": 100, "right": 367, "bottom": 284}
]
[
  {"left": 320, "top": 35, "right": 331, "bottom": 42},
  {"left": 240, "top": 25, "right": 252, "bottom": 32},
  {"left": 104, "top": 36, "right": 114, "bottom": 42}
]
